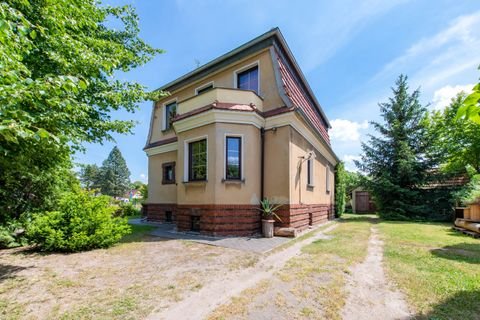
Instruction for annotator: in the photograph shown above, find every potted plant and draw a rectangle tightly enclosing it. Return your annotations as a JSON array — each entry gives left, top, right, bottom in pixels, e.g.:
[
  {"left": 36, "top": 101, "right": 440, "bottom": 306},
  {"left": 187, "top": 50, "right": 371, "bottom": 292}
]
[{"left": 257, "top": 198, "right": 282, "bottom": 238}]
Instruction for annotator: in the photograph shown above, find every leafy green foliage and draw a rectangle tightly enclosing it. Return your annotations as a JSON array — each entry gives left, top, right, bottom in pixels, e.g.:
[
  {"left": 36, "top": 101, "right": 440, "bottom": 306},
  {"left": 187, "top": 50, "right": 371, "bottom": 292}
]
[
  {"left": 356, "top": 75, "right": 443, "bottom": 220},
  {"left": 456, "top": 66, "right": 480, "bottom": 124},
  {"left": 27, "top": 189, "right": 131, "bottom": 252},
  {"left": 334, "top": 162, "right": 346, "bottom": 217},
  {"left": 115, "top": 201, "right": 140, "bottom": 218},
  {"left": 79, "top": 164, "right": 101, "bottom": 191},
  {"left": 0, "top": 219, "right": 28, "bottom": 248},
  {"left": 99, "top": 146, "right": 131, "bottom": 197},
  {"left": 457, "top": 175, "right": 480, "bottom": 205},
  {"left": 0, "top": 1, "right": 163, "bottom": 221},
  {"left": 257, "top": 198, "right": 282, "bottom": 221},
  {"left": 429, "top": 93, "right": 480, "bottom": 174}
]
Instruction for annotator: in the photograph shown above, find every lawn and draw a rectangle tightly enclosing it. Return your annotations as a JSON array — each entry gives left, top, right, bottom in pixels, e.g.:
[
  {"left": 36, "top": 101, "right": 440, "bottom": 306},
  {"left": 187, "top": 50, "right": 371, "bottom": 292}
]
[{"left": 377, "top": 220, "right": 480, "bottom": 320}]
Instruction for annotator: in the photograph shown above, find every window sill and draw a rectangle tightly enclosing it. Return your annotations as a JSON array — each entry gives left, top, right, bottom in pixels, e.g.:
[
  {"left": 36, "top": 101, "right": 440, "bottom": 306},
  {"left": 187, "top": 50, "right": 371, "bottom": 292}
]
[
  {"left": 307, "top": 184, "right": 315, "bottom": 189},
  {"left": 183, "top": 180, "right": 208, "bottom": 186},
  {"left": 162, "top": 181, "right": 176, "bottom": 185},
  {"left": 222, "top": 179, "right": 245, "bottom": 184}
]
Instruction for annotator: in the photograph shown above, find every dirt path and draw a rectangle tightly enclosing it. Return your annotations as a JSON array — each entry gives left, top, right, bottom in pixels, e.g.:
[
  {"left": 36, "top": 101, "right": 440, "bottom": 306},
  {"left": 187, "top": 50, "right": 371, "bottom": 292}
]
[
  {"left": 147, "top": 223, "right": 338, "bottom": 320},
  {"left": 342, "top": 227, "right": 411, "bottom": 320}
]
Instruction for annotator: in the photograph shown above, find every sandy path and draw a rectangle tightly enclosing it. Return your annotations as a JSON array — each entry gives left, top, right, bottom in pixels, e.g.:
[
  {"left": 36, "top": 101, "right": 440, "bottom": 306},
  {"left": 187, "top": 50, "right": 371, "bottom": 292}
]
[
  {"left": 342, "top": 227, "right": 411, "bottom": 320},
  {"left": 147, "top": 223, "right": 338, "bottom": 320}
]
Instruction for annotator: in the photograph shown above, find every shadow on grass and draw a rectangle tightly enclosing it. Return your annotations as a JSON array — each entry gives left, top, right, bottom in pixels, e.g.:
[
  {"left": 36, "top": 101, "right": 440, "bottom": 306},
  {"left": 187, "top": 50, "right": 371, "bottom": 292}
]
[
  {"left": 0, "top": 263, "right": 29, "bottom": 283},
  {"left": 430, "top": 243, "right": 480, "bottom": 265},
  {"left": 338, "top": 214, "right": 379, "bottom": 224},
  {"left": 415, "top": 290, "right": 480, "bottom": 320}
]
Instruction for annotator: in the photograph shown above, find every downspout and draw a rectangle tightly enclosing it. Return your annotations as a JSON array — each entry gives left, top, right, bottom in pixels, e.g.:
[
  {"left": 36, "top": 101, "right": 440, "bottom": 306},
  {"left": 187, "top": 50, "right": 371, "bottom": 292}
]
[{"left": 260, "top": 127, "right": 265, "bottom": 201}]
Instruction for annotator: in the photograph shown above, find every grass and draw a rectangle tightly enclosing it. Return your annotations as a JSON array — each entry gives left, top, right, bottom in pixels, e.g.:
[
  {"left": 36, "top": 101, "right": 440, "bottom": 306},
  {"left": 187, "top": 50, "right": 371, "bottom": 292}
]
[
  {"left": 209, "top": 214, "right": 373, "bottom": 319},
  {"left": 120, "top": 224, "right": 157, "bottom": 243},
  {"left": 377, "top": 220, "right": 480, "bottom": 320}
]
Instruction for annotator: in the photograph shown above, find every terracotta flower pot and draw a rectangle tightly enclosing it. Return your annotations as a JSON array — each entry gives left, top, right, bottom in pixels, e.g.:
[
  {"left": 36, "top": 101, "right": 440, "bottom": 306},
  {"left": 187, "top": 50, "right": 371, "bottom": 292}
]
[{"left": 262, "top": 219, "right": 274, "bottom": 238}]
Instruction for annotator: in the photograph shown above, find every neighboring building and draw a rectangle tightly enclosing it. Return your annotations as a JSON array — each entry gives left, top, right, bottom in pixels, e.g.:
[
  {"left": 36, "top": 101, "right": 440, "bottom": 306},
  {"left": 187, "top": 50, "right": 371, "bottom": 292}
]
[{"left": 143, "top": 28, "right": 338, "bottom": 236}]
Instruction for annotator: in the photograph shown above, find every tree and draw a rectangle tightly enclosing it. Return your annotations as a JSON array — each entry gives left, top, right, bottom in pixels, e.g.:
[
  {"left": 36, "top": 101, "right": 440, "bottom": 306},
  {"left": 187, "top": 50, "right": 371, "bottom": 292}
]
[
  {"left": 0, "top": 1, "right": 163, "bottom": 220},
  {"left": 355, "top": 75, "right": 437, "bottom": 219},
  {"left": 79, "top": 164, "right": 101, "bottom": 191},
  {"left": 429, "top": 93, "right": 480, "bottom": 174},
  {"left": 334, "top": 162, "right": 346, "bottom": 217},
  {"left": 99, "top": 146, "right": 131, "bottom": 197},
  {"left": 457, "top": 66, "right": 480, "bottom": 123}
]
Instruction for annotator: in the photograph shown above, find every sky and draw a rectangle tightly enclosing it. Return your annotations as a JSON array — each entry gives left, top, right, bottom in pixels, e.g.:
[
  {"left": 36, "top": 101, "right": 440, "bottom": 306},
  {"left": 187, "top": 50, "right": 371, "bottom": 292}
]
[{"left": 75, "top": 0, "right": 480, "bottom": 180}]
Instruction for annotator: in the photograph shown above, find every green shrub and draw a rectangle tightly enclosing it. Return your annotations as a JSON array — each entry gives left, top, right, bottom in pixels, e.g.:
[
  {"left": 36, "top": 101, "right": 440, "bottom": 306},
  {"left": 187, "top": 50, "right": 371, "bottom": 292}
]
[
  {"left": 115, "top": 201, "right": 140, "bottom": 218},
  {"left": 335, "top": 162, "right": 346, "bottom": 217},
  {"left": 27, "top": 190, "right": 131, "bottom": 252},
  {"left": 0, "top": 219, "right": 28, "bottom": 249}
]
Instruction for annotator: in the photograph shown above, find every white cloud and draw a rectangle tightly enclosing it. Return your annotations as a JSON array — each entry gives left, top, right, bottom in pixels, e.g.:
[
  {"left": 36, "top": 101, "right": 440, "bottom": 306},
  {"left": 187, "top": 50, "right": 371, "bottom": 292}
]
[
  {"left": 372, "top": 11, "right": 480, "bottom": 91},
  {"left": 342, "top": 155, "right": 361, "bottom": 172},
  {"left": 139, "top": 173, "right": 147, "bottom": 182},
  {"left": 431, "top": 84, "right": 474, "bottom": 110},
  {"left": 330, "top": 119, "right": 369, "bottom": 142}
]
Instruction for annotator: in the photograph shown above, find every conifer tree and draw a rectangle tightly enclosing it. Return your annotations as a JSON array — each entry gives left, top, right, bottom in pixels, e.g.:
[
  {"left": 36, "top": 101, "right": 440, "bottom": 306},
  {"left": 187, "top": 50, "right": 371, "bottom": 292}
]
[
  {"left": 355, "top": 75, "right": 436, "bottom": 219},
  {"left": 99, "top": 147, "right": 131, "bottom": 197}
]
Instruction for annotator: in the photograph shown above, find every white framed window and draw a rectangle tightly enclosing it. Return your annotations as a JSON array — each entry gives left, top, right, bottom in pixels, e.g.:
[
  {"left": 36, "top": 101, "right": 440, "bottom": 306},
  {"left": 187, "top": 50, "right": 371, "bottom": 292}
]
[
  {"left": 195, "top": 81, "right": 214, "bottom": 95},
  {"left": 233, "top": 61, "right": 260, "bottom": 94},
  {"left": 326, "top": 165, "right": 331, "bottom": 193},
  {"left": 162, "top": 98, "right": 177, "bottom": 131},
  {"left": 184, "top": 136, "right": 208, "bottom": 182},
  {"left": 307, "top": 158, "right": 314, "bottom": 187},
  {"left": 224, "top": 134, "right": 244, "bottom": 180}
]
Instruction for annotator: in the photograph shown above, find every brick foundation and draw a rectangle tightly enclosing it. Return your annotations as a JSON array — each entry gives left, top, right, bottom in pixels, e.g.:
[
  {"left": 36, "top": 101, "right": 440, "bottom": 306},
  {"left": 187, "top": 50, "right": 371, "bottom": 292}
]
[
  {"left": 143, "top": 203, "right": 177, "bottom": 223},
  {"left": 142, "top": 203, "right": 333, "bottom": 236}
]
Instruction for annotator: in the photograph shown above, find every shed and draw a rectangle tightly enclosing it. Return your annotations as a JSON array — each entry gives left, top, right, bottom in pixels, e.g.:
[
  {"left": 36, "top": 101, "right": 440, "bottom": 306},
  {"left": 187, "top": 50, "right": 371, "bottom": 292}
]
[{"left": 352, "top": 188, "right": 376, "bottom": 213}]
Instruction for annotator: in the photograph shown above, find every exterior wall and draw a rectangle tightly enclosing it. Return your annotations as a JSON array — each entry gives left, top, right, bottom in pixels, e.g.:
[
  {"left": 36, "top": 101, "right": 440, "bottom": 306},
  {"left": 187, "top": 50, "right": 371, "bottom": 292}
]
[
  {"left": 147, "top": 151, "right": 177, "bottom": 204},
  {"left": 289, "top": 128, "right": 335, "bottom": 205},
  {"left": 148, "top": 49, "right": 284, "bottom": 145},
  {"left": 176, "top": 204, "right": 260, "bottom": 236},
  {"left": 264, "top": 126, "right": 290, "bottom": 203}
]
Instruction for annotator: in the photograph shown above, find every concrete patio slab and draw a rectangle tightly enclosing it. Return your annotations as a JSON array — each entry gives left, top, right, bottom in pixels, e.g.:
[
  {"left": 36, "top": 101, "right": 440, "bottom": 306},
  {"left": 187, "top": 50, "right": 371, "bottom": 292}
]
[
  {"left": 129, "top": 218, "right": 336, "bottom": 253},
  {"left": 129, "top": 218, "right": 291, "bottom": 253}
]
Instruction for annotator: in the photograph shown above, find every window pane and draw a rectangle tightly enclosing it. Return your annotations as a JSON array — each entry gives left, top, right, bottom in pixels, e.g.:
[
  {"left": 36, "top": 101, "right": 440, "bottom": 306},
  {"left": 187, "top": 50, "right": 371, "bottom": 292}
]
[
  {"left": 189, "top": 139, "right": 207, "bottom": 181},
  {"left": 237, "top": 66, "right": 258, "bottom": 93},
  {"left": 197, "top": 84, "right": 213, "bottom": 95},
  {"left": 226, "top": 137, "right": 241, "bottom": 179},
  {"left": 165, "top": 102, "right": 177, "bottom": 130}
]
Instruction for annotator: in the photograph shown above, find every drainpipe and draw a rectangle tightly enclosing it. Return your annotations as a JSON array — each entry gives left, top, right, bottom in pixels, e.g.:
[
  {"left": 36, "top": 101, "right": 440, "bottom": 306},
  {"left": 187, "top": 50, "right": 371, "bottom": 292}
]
[{"left": 260, "top": 127, "right": 265, "bottom": 201}]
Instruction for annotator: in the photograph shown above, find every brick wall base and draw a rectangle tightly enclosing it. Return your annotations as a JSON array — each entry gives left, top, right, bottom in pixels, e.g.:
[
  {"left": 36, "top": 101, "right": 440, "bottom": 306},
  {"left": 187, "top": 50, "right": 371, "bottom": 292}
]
[
  {"left": 142, "top": 203, "right": 333, "bottom": 236},
  {"left": 143, "top": 203, "right": 177, "bottom": 223}
]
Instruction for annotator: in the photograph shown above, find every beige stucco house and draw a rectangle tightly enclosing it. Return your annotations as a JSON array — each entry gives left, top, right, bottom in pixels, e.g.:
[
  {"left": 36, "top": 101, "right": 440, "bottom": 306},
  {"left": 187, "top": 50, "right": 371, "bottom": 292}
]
[{"left": 143, "top": 28, "right": 338, "bottom": 236}]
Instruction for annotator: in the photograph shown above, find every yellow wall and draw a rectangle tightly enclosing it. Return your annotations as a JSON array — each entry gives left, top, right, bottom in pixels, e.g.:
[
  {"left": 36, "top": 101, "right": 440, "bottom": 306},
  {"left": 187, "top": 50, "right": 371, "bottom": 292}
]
[
  {"left": 147, "top": 151, "right": 177, "bottom": 204},
  {"left": 289, "top": 128, "right": 335, "bottom": 205},
  {"left": 148, "top": 49, "right": 284, "bottom": 145},
  {"left": 264, "top": 126, "right": 290, "bottom": 203}
]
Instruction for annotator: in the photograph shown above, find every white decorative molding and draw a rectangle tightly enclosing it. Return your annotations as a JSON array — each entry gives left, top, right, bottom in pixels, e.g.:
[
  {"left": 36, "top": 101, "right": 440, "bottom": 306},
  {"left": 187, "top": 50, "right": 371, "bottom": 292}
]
[
  {"left": 173, "top": 109, "right": 265, "bottom": 133},
  {"left": 145, "top": 142, "right": 178, "bottom": 156}
]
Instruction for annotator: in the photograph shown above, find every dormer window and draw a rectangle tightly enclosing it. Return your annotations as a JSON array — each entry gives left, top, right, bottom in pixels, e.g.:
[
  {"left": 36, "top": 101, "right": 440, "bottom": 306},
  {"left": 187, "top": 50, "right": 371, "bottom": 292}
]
[
  {"left": 237, "top": 65, "right": 259, "bottom": 94},
  {"left": 195, "top": 82, "right": 214, "bottom": 95}
]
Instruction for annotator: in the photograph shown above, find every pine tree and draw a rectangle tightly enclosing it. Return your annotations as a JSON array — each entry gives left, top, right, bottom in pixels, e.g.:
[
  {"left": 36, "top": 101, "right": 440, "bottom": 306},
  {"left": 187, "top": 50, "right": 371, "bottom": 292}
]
[
  {"left": 99, "top": 147, "right": 131, "bottom": 197},
  {"left": 79, "top": 164, "right": 101, "bottom": 191},
  {"left": 355, "top": 75, "right": 436, "bottom": 219}
]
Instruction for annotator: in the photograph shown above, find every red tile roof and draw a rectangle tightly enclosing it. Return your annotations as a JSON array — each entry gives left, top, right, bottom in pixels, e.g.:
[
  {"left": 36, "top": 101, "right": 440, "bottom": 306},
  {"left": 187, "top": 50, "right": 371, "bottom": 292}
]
[{"left": 276, "top": 51, "right": 330, "bottom": 145}]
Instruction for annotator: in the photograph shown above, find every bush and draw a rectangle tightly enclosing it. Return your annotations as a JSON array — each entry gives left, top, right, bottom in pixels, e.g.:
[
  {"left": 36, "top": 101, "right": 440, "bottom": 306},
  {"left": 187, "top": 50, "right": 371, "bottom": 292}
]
[
  {"left": 27, "top": 190, "right": 131, "bottom": 252},
  {"left": 335, "top": 162, "right": 346, "bottom": 217},
  {"left": 115, "top": 201, "right": 140, "bottom": 217},
  {"left": 0, "top": 219, "right": 28, "bottom": 249}
]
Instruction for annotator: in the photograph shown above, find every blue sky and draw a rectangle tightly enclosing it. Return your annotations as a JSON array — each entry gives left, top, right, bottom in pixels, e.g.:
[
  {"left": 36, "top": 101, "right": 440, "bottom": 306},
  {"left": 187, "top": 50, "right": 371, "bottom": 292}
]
[{"left": 75, "top": 0, "right": 480, "bottom": 180}]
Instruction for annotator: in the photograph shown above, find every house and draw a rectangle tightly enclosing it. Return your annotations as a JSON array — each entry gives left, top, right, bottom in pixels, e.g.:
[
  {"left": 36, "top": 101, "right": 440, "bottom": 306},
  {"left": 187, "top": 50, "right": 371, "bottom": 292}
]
[{"left": 143, "top": 28, "right": 339, "bottom": 236}]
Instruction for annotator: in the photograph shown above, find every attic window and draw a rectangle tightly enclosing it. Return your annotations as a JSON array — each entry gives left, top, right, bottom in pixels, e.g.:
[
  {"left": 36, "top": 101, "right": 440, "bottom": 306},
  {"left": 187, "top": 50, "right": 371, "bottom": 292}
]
[
  {"left": 195, "top": 82, "right": 214, "bottom": 95},
  {"left": 237, "top": 66, "right": 259, "bottom": 94}
]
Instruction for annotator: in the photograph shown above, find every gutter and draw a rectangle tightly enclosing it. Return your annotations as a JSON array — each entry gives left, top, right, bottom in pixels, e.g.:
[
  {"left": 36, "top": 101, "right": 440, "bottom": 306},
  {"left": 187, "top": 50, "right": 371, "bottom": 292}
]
[{"left": 260, "top": 127, "right": 265, "bottom": 201}]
